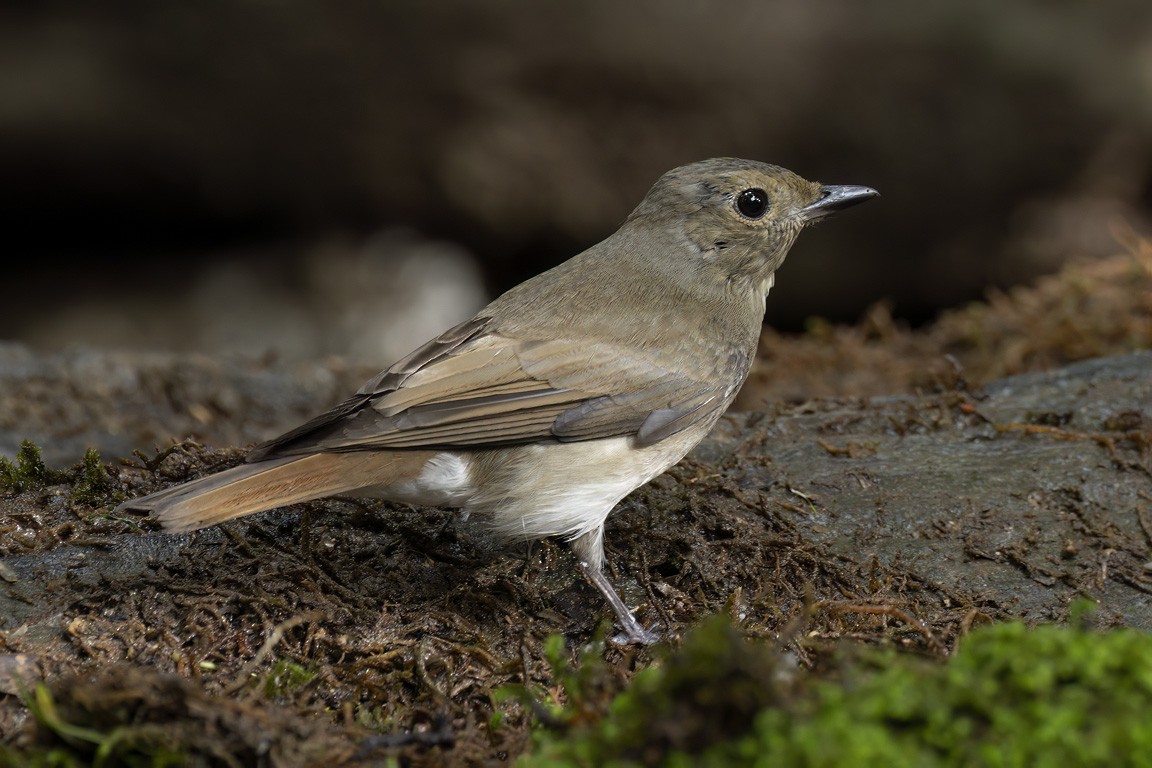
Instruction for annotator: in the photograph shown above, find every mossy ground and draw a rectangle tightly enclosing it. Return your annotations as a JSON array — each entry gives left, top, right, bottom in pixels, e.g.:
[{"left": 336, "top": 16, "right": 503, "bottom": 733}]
[
  {"left": 521, "top": 611, "right": 1152, "bottom": 767},
  {"left": 1, "top": 240, "right": 1149, "bottom": 765}
]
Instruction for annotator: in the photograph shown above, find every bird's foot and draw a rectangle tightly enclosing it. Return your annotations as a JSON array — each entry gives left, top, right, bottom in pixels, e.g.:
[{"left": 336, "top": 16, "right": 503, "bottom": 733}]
[{"left": 610, "top": 622, "right": 662, "bottom": 646}]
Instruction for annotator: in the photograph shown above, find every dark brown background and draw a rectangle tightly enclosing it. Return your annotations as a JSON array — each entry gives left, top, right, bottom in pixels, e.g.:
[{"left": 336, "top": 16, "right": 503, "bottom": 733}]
[{"left": 4, "top": 0, "right": 1151, "bottom": 364}]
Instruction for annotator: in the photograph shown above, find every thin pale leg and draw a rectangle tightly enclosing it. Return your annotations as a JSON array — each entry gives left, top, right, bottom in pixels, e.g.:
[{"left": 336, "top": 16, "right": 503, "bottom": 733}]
[{"left": 570, "top": 528, "right": 661, "bottom": 645}]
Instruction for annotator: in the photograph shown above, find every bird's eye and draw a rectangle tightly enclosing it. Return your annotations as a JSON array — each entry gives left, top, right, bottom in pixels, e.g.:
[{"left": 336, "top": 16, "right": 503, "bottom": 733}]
[{"left": 735, "top": 188, "right": 770, "bottom": 219}]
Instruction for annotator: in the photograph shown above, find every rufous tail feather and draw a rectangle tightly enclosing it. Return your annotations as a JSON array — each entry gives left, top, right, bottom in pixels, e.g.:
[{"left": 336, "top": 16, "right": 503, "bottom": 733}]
[{"left": 115, "top": 451, "right": 433, "bottom": 533}]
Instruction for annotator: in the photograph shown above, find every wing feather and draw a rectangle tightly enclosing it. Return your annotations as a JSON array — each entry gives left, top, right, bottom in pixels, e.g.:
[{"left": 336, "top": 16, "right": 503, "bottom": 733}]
[{"left": 250, "top": 316, "right": 740, "bottom": 459}]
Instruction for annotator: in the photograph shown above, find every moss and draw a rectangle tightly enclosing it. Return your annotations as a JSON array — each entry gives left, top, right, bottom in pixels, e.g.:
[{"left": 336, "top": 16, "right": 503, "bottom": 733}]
[
  {"left": 516, "top": 616, "right": 781, "bottom": 767},
  {"left": 0, "top": 441, "right": 122, "bottom": 506},
  {"left": 4, "top": 665, "right": 339, "bottom": 767},
  {"left": 0, "top": 745, "right": 89, "bottom": 768},
  {"left": 519, "top": 611, "right": 1152, "bottom": 767},
  {"left": 70, "top": 449, "right": 119, "bottom": 507},
  {"left": 3, "top": 683, "right": 187, "bottom": 768},
  {"left": 262, "top": 659, "right": 317, "bottom": 700},
  {"left": 497, "top": 629, "right": 624, "bottom": 734},
  {"left": 0, "top": 441, "right": 68, "bottom": 493}
]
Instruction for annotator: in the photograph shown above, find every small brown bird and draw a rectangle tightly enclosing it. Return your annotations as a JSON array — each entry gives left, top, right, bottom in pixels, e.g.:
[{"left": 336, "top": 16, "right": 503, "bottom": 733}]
[{"left": 118, "top": 158, "right": 876, "bottom": 643}]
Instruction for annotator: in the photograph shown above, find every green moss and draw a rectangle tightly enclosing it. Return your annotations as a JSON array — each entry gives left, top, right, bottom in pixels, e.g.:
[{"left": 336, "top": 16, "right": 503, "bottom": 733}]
[
  {"left": 497, "top": 626, "right": 623, "bottom": 731},
  {"left": 0, "top": 745, "right": 88, "bottom": 768},
  {"left": 71, "top": 448, "right": 119, "bottom": 506},
  {"left": 0, "top": 441, "right": 122, "bottom": 506},
  {"left": 0, "top": 441, "right": 68, "bottom": 493},
  {"left": 519, "top": 612, "right": 1152, "bottom": 767},
  {"left": 263, "top": 659, "right": 317, "bottom": 700},
  {"left": 3, "top": 683, "right": 187, "bottom": 768},
  {"left": 515, "top": 616, "right": 781, "bottom": 767}
]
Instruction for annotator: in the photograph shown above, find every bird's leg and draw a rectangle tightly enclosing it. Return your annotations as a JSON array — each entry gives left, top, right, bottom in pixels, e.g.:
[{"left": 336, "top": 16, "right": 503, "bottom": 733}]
[{"left": 570, "top": 528, "right": 661, "bottom": 645}]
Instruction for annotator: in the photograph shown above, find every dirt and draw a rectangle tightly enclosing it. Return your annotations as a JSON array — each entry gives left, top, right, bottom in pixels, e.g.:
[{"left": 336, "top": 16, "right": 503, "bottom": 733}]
[{"left": 0, "top": 243, "right": 1150, "bottom": 766}]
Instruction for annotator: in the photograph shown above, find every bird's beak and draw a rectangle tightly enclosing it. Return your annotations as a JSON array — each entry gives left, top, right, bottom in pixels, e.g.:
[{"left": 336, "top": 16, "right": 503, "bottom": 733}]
[{"left": 799, "top": 185, "right": 879, "bottom": 221}]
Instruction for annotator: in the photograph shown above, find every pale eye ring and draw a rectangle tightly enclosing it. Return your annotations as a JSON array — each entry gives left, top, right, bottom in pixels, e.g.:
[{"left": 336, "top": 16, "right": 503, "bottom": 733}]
[{"left": 735, "top": 188, "right": 770, "bottom": 219}]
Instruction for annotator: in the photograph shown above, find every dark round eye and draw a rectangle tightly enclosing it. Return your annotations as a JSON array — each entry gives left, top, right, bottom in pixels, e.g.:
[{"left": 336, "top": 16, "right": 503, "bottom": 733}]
[{"left": 735, "top": 188, "right": 770, "bottom": 219}]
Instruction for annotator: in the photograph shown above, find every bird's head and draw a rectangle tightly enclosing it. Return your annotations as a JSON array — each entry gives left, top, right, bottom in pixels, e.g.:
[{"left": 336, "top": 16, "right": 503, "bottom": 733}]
[{"left": 626, "top": 157, "right": 877, "bottom": 294}]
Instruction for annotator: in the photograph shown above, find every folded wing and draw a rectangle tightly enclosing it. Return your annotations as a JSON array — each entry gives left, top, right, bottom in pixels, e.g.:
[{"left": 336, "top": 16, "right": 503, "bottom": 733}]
[{"left": 249, "top": 316, "right": 739, "bottom": 460}]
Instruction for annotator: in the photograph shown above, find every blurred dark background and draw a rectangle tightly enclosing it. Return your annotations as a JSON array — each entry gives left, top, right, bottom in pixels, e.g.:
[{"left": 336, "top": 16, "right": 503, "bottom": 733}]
[{"left": 4, "top": 0, "right": 1151, "bottom": 366}]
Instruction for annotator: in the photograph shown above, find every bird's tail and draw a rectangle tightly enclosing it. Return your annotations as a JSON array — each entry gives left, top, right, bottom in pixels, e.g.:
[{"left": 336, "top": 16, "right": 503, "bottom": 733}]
[{"left": 116, "top": 451, "right": 433, "bottom": 533}]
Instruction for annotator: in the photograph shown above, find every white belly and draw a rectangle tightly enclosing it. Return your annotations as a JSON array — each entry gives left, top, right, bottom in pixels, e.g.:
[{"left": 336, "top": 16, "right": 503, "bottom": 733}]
[
  {"left": 466, "top": 431, "right": 701, "bottom": 543},
  {"left": 359, "top": 428, "right": 704, "bottom": 546}
]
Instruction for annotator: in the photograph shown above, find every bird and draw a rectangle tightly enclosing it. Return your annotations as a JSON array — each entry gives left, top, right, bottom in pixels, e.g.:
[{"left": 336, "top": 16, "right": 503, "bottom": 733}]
[{"left": 117, "top": 158, "right": 877, "bottom": 644}]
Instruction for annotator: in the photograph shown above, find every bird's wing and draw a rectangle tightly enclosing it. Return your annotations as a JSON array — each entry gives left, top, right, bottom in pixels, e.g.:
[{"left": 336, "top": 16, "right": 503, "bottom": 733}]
[{"left": 249, "top": 316, "right": 739, "bottom": 459}]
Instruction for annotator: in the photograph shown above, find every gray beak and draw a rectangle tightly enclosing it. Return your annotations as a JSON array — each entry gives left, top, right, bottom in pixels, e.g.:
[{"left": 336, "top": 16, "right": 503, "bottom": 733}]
[{"left": 799, "top": 184, "right": 879, "bottom": 221}]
